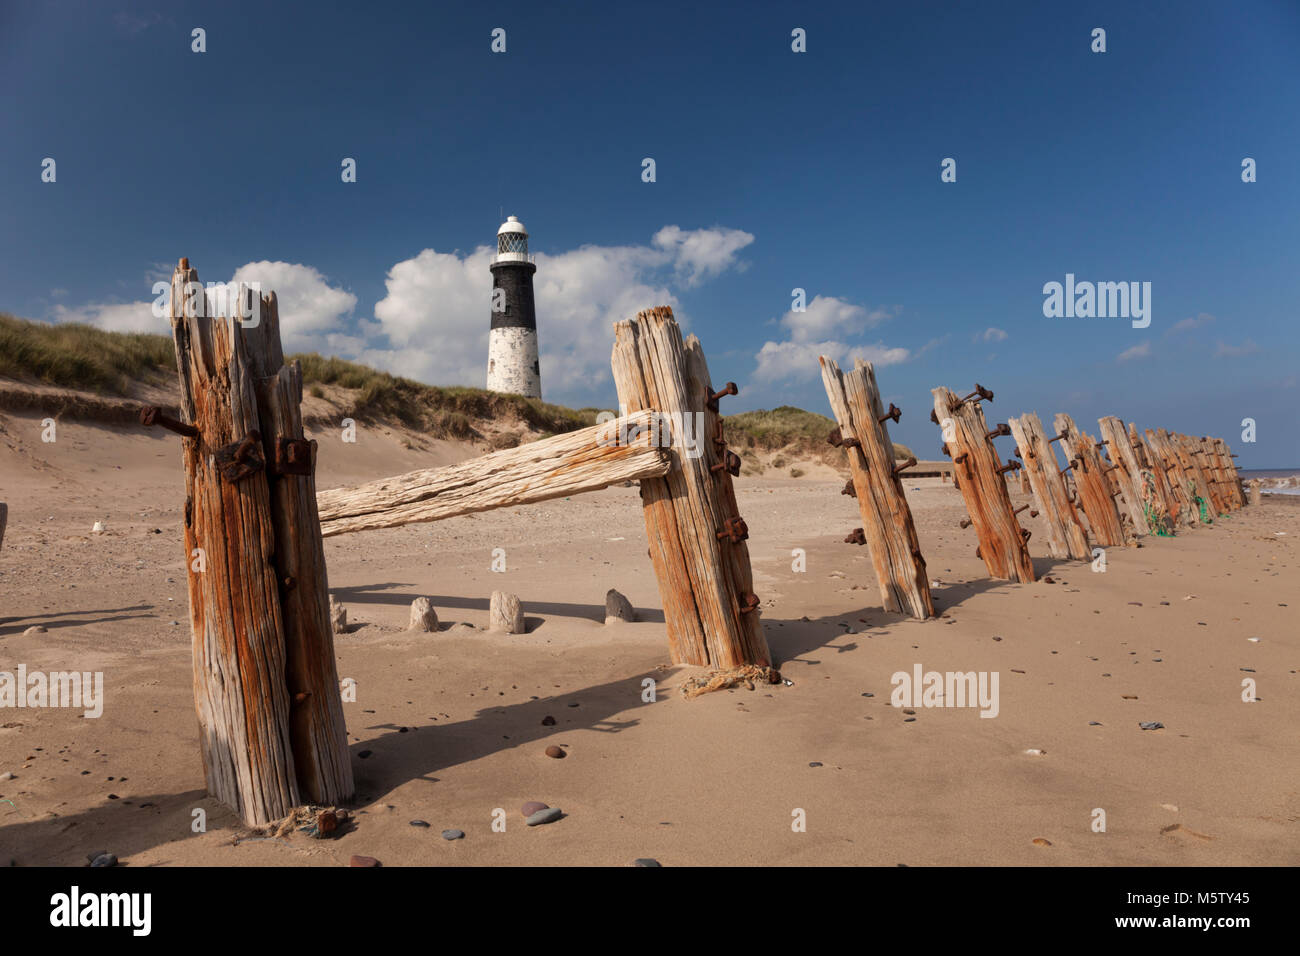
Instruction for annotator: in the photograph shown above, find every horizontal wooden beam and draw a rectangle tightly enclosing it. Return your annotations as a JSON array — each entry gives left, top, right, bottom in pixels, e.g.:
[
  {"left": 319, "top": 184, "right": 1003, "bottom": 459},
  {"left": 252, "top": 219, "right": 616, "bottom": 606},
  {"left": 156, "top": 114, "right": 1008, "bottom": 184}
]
[{"left": 317, "top": 411, "right": 672, "bottom": 537}]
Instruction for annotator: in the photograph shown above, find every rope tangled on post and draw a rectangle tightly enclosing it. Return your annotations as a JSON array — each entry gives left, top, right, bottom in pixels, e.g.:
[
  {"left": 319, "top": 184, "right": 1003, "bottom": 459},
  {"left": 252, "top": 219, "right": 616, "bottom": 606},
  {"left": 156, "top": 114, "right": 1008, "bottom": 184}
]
[{"left": 680, "top": 664, "right": 782, "bottom": 698}]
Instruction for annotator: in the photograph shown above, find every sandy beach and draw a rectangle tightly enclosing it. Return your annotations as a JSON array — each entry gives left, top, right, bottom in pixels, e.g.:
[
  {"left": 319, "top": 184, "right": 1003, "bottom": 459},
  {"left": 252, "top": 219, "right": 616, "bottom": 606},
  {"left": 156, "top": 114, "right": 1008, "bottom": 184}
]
[{"left": 2, "top": 411, "right": 1295, "bottom": 867}]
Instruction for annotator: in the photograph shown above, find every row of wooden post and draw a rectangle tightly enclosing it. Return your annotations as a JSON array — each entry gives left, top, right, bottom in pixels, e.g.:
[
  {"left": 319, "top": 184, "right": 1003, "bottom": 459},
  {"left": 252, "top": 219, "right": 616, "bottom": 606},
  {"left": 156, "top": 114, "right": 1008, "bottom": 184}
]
[
  {"left": 819, "top": 361, "right": 1248, "bottom": 611},
  {"left": 153, "top": 252, "right": 1247, "bottom": 826}
]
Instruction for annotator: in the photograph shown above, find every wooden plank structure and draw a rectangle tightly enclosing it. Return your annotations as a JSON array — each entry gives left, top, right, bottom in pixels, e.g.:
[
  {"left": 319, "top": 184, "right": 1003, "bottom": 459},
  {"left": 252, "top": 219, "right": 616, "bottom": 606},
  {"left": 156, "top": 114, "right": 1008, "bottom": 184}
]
[
  {"left": 611, "top": 307, "right": 770, "bottom": 668},
  {"left": 1055, "top": 413, "right": 1127, "bottom": 546},
  {"left": 317, "top": 411, "right": 672, "bottom": 536},
  {"left": 1098, "top": 416, "right": 1150, "bottom": 535},
  {"left": 1159, "top": 428, "right": 1215, "bottom": 522},
  {"left": 934, "top": 385, "right": 1035, "bottom": 582},
  {"left": 151, "top": 258, "right": 352, "bottom": 826},
  {"left": 1140, "top": 426, "right": 1198, "bottom": 527},
  {"left": 1214, "top": 438, "right": 1246, "bottom": 508},
  {"left": 1008, "top": 412, "right": 1090, "bottom": 560},
  {"left": 819, "top": 357, "right": 933, "bottom": 620}
]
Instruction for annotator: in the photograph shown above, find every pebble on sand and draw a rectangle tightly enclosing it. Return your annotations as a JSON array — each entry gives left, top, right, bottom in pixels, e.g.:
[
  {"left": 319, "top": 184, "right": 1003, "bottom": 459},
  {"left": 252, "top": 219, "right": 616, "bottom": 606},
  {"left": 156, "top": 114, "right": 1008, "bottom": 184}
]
[
  {"left": 349, "top": 855, "right": 381, "bottom": 867},
  {"left": 408, "top": 597, "right": 439, "bottom": 633},
  {"left": 633, "top": 858, "right": 662, "bottom": 867},
  {"left": 544, "top": 745, "right": 566, "bottom": 759},
  {"left": 604, "top": 588, "right": 636, "bottom": 624},
  {"left": 1139, "top": 721, "right": 1165, "bottom": 731},
  {"left": 441, "top": 829, "right": 465, "bottom": 841},
  {"left": 525, "top": 807, "right": 563, "bottom": 826},
  {"left": 329, "top": 597, "right": 348, "bottom": 635},
  {"left": 521, "top": 801, "right": 549, "bottom": 816},
  {"left": 490, "top": 591, "right": 525, "bottom": 634},
  {"left": 22, "top": 626, "right": 46, "bottom": 635},
  {"left": 409, "top": 819, "right": 430, "bottom": 828},
  {"left": 89, "top": 853, "right": 118, "bottom": 867}
]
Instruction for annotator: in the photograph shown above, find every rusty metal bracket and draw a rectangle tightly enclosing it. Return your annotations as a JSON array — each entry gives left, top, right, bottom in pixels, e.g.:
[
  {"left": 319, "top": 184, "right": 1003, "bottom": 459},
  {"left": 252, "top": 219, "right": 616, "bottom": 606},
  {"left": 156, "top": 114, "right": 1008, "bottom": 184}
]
[
  {"left": 715, "top": 516, "right": 749, "bottom": 543},
  {"left": 273, "top": 437, "right": 316, "bottom": 476},
  {"left": 710, "top": 449, "right": 741, "bottom": 478},
  {"left": 139, "top": 404, "right": 199, "bottom": 439},
  {"left": 841, "top": 479, "right": 857, "bottom": 498},
  {"left": 879, "top": 403, "right": 901, "bottom": 425},
  {"left": 215, "top": 430, "right": 264, "bottom": 482},
  {"left": 892, "top": 455, "right": 918, "bottom": 477}
]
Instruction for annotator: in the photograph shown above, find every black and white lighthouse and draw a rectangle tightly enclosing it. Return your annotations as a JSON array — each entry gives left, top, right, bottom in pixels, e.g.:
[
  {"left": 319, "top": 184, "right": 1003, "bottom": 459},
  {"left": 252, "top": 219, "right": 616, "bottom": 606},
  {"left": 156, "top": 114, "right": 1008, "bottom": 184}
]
[{"left": 486, "top": 215, "right": 542, "bottom": 399}]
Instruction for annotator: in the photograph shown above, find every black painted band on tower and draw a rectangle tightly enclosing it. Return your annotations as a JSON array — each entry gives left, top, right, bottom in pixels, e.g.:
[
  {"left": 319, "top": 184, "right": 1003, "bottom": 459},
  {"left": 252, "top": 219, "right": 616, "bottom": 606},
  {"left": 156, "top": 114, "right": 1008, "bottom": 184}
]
[{"left": 489, "top": 260, "right": 537, "bottom": 331}]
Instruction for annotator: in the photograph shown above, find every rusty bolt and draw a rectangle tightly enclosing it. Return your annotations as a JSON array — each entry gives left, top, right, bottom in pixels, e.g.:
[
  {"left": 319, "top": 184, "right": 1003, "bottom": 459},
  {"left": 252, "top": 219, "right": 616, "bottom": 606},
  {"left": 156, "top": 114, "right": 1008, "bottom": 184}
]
[
  {"left": 706, "top": 381, "right": 738, "bottom": 412},
  {"left": 953, "top": 452, "right": 969, "bottom": 465},
  {"left": 975, "top": 546, "right": 983, "bottom": 560},
  {"left": 827, "top": 426, "right": 843, "bottom": 447},
  {"left": 892, "top": 455, "right": 918, "bottom": 477},
  {"left": 996, "top": 460, "right": 1020, "bottom": 475},
  {"left": 1060, "top": 461, "right": 1076, "bottom": 474},
  {"left": 843, "top": 527, "right": 866, "bottom": 546},
  {"left": 231, "top": 430, "right": 262, "bottom": 463},
  {"left": 1013, "top": 504, "right": 1031, "bottom": 515},
  {"left": 1048, "top": 431, "right": 1067, "bottom": 444},
  {"left": 739, "top": 591, "right": 760, "bottom": 614},
  {"left": 956, "top": 384, "right": 994, "bottom": 406},
  {"left": 1030, "top": 509, "right": 1039, "bottom": 518},
  {"left": 139, "top": 405, "right": 199, "bottom": 439},
  {"left": 985, "top": 423, "right": 1011, "bottom": 441},
  {"left": 1020, "top": 528, "right": 1032, "bottom": 543},
  {"left": 841, "top": 479, "right": 857, "bottom": 498},
  {"left": 879, "top": 403, "right": 901, "bottom": 425},
  {"left": 929, "top": 408, "right": 940, "bottom": 425}
]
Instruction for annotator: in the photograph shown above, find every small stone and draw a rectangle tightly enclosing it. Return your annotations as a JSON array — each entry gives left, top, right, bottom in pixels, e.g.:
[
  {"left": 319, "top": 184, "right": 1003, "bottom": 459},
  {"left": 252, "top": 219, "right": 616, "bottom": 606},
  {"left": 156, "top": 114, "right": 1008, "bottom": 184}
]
[
  {"left": 1139, "top": 721, "right": 1164, "bottom": 731},
  {"left": 85, "top": 850, "right": 108, "bottom": 863},
  {"left": 409, "top": 819, "right": 430, "bottom": 828},
  {"left": 441, "top": 829, "right": 465, "bottom": 841},
  {"left": 1043, "top": 576, "right": 1055, "bottom": 584},
  {"left": 1031, "top": 838, "right": 1052, "bottom": 847},
  {"left": 633, "top": 858, "right": 662, "bottom": 867},
  {"left": 22, "top": 626, "right": 46, "bottom": 636},
  {"left": 357, "top": 750, "right": 372, "bottom": 759},
  {"left": 91, "top": 521, "right": 105, "bottom": 534},
  {"left": 525, "top": 807, "right": 563, "bottom": 826},
  {"left": 1089, "top": 721, "right": 1102, "bottom": 726},
  {"left": 604, "top": 588, "right": 635, "bottom": 624},
  {"left": 317, "top": 810, "right": 339, "bottom": 835},
  {"left": 489, "top": 591, "right": 525, "bottom": 634},
  {"left": 349, "top": 855, "right": 381, "bottom": 867},
  {"left": 541, "top": 715, "right": 556, "bottom": 726},
  {"left": 89, "top": 853, "right": 118, "bottom": 868},
  {"left": 544, "top": 745, "right": 565, "bottom": 759},
  {"left": 329, "top": 597, "right": 348, "bottom": 635},
  {"left": 0, "top": 772, "right": 12, "bottom": 781},
  {"left": 1024, "top": 748, "right": 1046, "bottom": 756},
  {"left": 408, "top": 597, "right": 439, "bottom": 633},
  {"left": 521, "top": 801, "right": 549, "bottom": 816}
]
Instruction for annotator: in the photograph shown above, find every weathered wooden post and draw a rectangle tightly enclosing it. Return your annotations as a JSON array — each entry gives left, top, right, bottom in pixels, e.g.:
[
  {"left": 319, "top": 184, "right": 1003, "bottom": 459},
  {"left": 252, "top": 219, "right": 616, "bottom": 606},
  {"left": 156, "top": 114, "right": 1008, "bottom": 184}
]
[
  {"left": 154, "top": 258, "right": 352, "bottom": 825},
  {"left": 1143, "top": 428, "right": 1199, "bottom": 526},
  {"left": 1216, "top": 438, "right": 1247, "bottom": 507},
  {"left": 1179, "top": 433, "right": 1224, "bottom": 514},
  {"left": 820, "top": 357, "right": 933, "bottom": 619},
  {"left": 1098, "top": 416, "right": 1149, "bottom": 535},
  {"left": 1128, "top": 422, "right": 1180, "bottom": 531},
  {"left": 610, "top": 307, "right": 770, "bottom": 668},
  {"left": 1162, "top": 429, "right": 1214, "bottom": 522},
  {"left": 1055, "top": 413, "right": 1127, "bottom": 546},
  {"left": 1009, "top": 412, "right": 1090, "bottom": 560},
  {"left": 0, "top": 501, "right": 7, "bottom": 552},
  {"left": 934, "top": 385, "right": 1035, "bottom": 582}
]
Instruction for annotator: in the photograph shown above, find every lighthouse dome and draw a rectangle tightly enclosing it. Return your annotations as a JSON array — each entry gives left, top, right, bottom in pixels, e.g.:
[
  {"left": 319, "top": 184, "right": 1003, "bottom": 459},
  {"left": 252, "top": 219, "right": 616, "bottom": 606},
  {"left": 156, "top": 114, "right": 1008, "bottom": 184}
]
[{"left": 494, "top": 215, "right": 533, "bottom": 262}]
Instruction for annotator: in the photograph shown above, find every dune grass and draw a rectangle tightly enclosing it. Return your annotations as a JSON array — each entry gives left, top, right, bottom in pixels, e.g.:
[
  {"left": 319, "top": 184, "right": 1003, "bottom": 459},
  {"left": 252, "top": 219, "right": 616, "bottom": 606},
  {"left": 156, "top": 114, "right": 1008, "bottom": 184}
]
[
  {"left": 0, "top": 313, "right": 175, "bottom": 395},
  {"left": 726, "top": 405, "right": 914, "bottom": 459}
]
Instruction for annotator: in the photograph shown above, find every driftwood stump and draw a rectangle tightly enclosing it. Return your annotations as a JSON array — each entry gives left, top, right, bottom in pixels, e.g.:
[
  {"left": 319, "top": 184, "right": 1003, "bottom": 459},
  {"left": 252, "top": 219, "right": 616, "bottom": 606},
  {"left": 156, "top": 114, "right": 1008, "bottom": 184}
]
[
  {"left": 610, "top": 307, "right": 769, "bottom": 668},
  {"left": 1055, "top": 413, "right": 1126, "bottom": 546},
  {"left": 165, "top": 258, "right": 352, "bottom": 825},
  {"left": 1009, "top": 412, "right": 1090, "bottom": 560},
  {"left": 934, "top": 386, "right": 1035, "bottom": 582},
  {"left": 820, "top": 357, "right": 933, "bottom": 619}
]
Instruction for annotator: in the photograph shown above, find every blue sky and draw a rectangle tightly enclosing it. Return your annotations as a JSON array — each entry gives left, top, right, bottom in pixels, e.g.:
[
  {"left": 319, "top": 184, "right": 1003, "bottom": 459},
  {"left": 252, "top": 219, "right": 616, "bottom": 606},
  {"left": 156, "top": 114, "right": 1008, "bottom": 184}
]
[{"left": 2, "top": 0, "right": 1297, "bottom": 466}]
